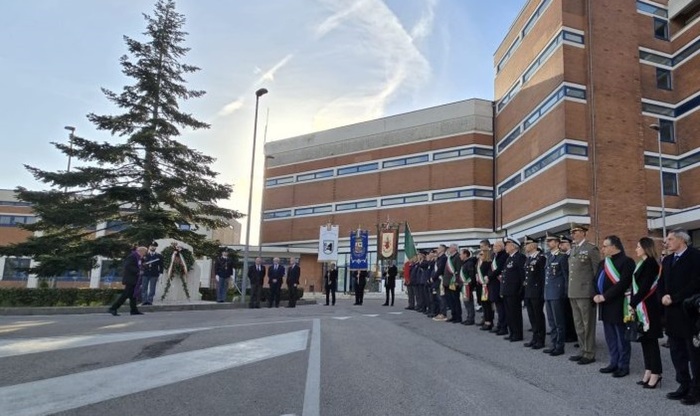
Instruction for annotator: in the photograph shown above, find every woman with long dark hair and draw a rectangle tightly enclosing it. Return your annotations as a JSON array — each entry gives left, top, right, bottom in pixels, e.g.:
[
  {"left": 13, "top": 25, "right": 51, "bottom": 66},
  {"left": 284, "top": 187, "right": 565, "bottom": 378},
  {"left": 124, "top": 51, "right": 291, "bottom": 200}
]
[
  {"left": 477, "top": 249, "right": 494, "bottom": 331},
  {"left": 631, "top": 237, "right": 663, "bottom": 388}
]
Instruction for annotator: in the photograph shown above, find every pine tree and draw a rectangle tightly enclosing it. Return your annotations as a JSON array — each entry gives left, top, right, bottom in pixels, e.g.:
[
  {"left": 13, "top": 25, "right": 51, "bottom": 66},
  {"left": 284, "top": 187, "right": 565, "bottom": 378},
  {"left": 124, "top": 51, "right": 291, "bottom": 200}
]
[{"left": 0, "top": 0, "right": 239, "bottom": 277}]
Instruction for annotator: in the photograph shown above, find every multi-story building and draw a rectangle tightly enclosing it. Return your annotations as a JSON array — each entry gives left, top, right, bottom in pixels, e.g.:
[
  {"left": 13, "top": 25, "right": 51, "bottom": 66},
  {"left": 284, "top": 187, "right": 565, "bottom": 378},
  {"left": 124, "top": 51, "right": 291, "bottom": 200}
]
[{"left": 262, "top": 0, "right": 700, "bottom": 292}]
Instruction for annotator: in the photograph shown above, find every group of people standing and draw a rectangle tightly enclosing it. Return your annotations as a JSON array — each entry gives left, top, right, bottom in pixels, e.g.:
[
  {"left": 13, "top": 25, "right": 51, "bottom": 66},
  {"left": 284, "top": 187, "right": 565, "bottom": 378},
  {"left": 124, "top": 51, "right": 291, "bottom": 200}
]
[
  {"left": 402, "top": 225, "right": 700, "bottom": 406},
  {"left": 235, "top": 256, "right": 301, "bottom": 309}
]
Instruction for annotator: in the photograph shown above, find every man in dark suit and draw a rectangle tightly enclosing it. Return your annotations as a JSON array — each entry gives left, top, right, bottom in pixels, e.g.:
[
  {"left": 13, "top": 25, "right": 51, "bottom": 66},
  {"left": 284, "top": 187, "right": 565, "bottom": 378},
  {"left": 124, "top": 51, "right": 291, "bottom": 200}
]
[
  {"left": 141, "top": 242, "right": 164, "bottom": 306},
  {"left": 324, "top": 262, "right": 338, "bottom": 306},
  {"left": 109, "top": 246, "right": 147, "bottom": 316},
  {"left": 286, "top": 257, "right": 301, "bottom": 308},
  {"left": 353, "top": 269, "right": 367, "bottom": 305},
  {"left": 267, "top": 257, "right": 284, "bottom": 308},
  {"left": 544, "top": 234, "right": 569, "bottom": 356},
  {"left": 523, "top": 236, "right": 547, "bottom": 349},
  {"left": 659, "top": 230, "right": 700, "bottom": 405},
  {"left": 214, "top": 250, "right": 234, "bottom": 303},
  {"left": 501, "top": 237, "right": 526, "bottom": 342},
  {"left": 248, "top": 257, "right": 265, "bottom": 309},
  {"left": 489, "top": 240, "right": 509, "bottom": 335},
  {"left": 383, "top": 262, "right": 398, "bottom": 306}
]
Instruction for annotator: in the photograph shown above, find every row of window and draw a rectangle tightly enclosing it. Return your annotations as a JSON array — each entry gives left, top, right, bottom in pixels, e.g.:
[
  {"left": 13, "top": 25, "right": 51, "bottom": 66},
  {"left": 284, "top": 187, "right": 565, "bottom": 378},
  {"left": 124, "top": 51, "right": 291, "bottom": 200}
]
[
  {"left": 644, "top": 149, "right": 700, "bottom": 171},
  {"left": 0, "top": 200, "right": 31, "bottom": 207},
  {"left": 498, "top": 143, "right": 588, "bottom": 195},
  {"left": 496, "top": 0, "right": 553, "bottom": 73},
  {"left": 498, "top": 29, "right": 585, "bottom": 113},
  {"left": 265, "top": 145, "right": 494, "bottom": 188},
  {"left": 640, "top": 38, "right": 700, "bottom": 68},
  {"left": 498, "top": 85, "right": 587, "bottom": 154},
  {"left": 642, "top": 93, "right": 700, "bottom": 119},
  {"left": 1, "top": 258, "right": 92, "bottom": 281},
  {"left": 263, "top": 187, "right": 495, "bottom": 220},
  {"left": 0, "top": 215, "right": 36, "bottom": 227},
  {"left": 637, "top": 1, "right": 670, "bottom": 41}
]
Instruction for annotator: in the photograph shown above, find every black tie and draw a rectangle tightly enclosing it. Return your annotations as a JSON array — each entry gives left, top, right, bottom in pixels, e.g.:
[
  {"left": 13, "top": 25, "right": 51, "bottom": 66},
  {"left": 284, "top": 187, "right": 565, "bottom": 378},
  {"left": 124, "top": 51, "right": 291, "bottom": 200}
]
[{"left": 673, "top": 255, "right": 680, "bottom": 265}]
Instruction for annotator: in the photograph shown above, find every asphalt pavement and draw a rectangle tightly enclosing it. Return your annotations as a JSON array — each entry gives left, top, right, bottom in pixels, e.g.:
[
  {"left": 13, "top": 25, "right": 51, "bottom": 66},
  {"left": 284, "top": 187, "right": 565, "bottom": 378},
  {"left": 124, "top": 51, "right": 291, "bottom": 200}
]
[{"left": 0, "top": 296, "right": 696, "bottom": 416}]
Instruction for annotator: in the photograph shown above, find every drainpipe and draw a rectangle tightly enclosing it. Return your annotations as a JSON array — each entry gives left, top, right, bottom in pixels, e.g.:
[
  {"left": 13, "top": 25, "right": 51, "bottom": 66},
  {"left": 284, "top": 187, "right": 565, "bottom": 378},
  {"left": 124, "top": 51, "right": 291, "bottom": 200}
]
[{"left": 586, "top": 0, "right": 600, "bottom": 243}]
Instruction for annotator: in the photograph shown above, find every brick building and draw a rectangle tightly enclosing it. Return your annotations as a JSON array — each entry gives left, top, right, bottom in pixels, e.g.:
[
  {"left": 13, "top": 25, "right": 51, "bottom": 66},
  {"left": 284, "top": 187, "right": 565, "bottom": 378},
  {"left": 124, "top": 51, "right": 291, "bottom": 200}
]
[{"left": 261, "top": 0, "right": 700, "bottom": 293}]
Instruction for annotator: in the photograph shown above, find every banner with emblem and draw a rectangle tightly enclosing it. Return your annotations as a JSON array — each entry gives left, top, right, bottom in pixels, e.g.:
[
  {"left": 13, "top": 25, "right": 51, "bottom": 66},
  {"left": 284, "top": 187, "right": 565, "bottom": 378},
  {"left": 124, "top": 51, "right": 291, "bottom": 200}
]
[
  {"left": 379, "top": 228, "right": 399, "bottom": 260},
  {"left": 318, "top": 225, "right": 339, "bottom": 262},
  {"left": 350, "top": 229, "right": 369, "bottom": 270}
]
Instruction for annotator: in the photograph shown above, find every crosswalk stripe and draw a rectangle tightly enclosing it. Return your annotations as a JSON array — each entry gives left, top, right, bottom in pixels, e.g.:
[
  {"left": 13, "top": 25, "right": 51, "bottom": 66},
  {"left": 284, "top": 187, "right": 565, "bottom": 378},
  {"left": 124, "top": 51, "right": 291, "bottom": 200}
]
[
  {"left": 388, "top": 312, "right": 403, "bottom": 315},
  {"left": 362, "top": 314, "right": 379, "bottom": 317},
  {"left": 0, "top": 330, "right": 309, "bottom": 416},
  {"left": 332, "top": 317, "right": 352, "bottom": 320}
]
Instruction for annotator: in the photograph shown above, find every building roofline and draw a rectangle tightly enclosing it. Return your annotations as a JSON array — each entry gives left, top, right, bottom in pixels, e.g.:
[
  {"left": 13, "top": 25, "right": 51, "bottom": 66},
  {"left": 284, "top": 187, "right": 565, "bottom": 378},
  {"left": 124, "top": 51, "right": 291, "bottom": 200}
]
[{"left": 493, "top": 0, "right": 536, "bottom": 57}]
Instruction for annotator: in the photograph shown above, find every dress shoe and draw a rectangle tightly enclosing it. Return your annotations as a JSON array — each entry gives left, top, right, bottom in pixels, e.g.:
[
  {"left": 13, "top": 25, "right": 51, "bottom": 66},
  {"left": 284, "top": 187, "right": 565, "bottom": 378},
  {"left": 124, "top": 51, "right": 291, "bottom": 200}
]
[
  {"left": 531, "top": 343, "right": 544, "bottom": 350},
  {"left": 130, "top": 311, "right": 144, "bottom": 315},
  {"left": 569, "top": 355, "right": 583, "bottom": 362},
  {"left": 382, "top": 303, "right": 388, "bottom": 306},
  {"left": 549, "top": 349, "right": 565, "bottom": 356},
  {"left": 636, "top": 380, "right": 649, "bottom": 386},
  {"left": 612, "top": 369, "right": 629, "bottom": 378},
  {"left": 463, "top": 320, "right": 475, "bottom": 326},
  {"left": 643, "top": 376, "right": 662, "bottom": 389},
  {"left": 543, "top": 347, "right": 555, "bottom": 354},
  {"left": 405, "top": 307, "right": 415, "bottom": 310},
  {"left": 510, "top": 337, "right": 523, "bottom": 342},
  {"left": 573, "top": 343, "right": 580, "bottom": 348},
  {"left": 477, "top": 320, "right": 485, "bottom": 326},
  {"left": 503, "top": 335, "right": 512, "bottom": 341},
  {"left": 599, "top": 365, "right": 617, "bottom": 374},
  {"left": 108, "top": 308, "right": 119, "bottom": 316},
  {"left": 524, "top": 341, "right": 534, "bottom": 348},
  {"left": 667, "top": 386, "right": 690, "bottom": 400},
  {"left": 480, "top": 325, "right": 493, "bottom": 331},
  {"left": 495, "top": 330, "right": 508, "bottom": 336},
  {"left": 577, "top": 357, "right": 596, "bottom": 365},
  {"left": 680, "top": 394, "right": 699, "bottom": 405}
]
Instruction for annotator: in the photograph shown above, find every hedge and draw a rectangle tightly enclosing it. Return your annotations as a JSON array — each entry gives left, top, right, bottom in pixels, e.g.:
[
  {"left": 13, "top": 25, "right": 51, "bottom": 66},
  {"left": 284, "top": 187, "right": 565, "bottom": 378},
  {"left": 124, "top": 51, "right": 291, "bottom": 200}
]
[{"left": 0, "top": 287, "right": 305, "bottom": 307}]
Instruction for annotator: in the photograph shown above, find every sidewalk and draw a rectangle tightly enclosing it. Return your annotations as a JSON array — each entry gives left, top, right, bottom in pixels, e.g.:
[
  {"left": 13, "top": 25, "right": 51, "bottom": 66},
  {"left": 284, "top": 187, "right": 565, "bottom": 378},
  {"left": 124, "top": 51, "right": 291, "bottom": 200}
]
[{"left": 0, "top": 298, "right": 318, "bottom": 316}]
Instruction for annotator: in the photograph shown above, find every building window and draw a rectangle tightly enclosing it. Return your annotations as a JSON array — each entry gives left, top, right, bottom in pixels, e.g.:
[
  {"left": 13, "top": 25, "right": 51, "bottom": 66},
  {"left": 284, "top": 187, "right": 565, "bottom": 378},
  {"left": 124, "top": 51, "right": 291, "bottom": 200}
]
[
  {"left": 0, "top": 215, "right": 36, "bottom": 226},
  {"left": 498, "top": 175, "right": 523, "bottom": 195},
  {"left": 336, "top": 200, "right": 377, "bottom": 211},
  {"left": 2, "top": 258, "right": 30, "bottom": 280},
  {"left": 656, "top": 68, "right": 672, "bottom": 90},
  {"left": 263, "top": 210, "right": 292, "bottom": 219},
  {"left": 297, "top": 170, "right": 334, "bottom": 182},
  {"left": 337, "top": 163, "right": 378, "bottom": 176},
  {"left": 382, "top": 154, "right": 428, "bottom": 168},
  {"left": 265, "top": 176, "right": 294, "bottom": 187},
  {"left": 662, "top": 172, "right": 678, "bottom": 195},
  {"left": 381, "top": 194, "right": 428, "bottom": 206},
  {"left": 642, "top": 102, "right": 675, "bottom": 117},
  {"left": 659, "top": 119, "right": 675, "bottom": 143},
  {"left": 637, "top": 1, "right": 668, "bottom": 18},
  {"left": 654, "top": 18, "right": 669, "bottom": 40}
]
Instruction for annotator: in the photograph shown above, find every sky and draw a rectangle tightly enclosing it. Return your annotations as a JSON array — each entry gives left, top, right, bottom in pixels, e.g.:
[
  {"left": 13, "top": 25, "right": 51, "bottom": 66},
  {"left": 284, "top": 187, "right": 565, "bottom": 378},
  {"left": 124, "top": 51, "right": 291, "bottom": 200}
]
[{"left": 0, "top": 0, "right": 524, "bottom": 244}]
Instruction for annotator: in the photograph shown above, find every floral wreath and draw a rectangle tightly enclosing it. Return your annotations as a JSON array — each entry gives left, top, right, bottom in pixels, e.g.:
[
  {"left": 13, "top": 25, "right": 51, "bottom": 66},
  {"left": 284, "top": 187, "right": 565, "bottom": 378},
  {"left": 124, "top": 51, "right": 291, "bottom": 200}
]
[{"left": 160, "top": 242, "right": 195, "bottom": 300}]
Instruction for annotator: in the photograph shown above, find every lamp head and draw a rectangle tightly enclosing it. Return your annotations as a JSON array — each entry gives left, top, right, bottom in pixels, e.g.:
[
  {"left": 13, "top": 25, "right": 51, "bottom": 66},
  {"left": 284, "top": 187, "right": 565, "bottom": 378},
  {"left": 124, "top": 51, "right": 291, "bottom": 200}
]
[
  {"left": 255, "top": 88, "right": 268, "bottom": 98},
  {"left": 649, "top": 123, "right": 660, "bottom": 131}
]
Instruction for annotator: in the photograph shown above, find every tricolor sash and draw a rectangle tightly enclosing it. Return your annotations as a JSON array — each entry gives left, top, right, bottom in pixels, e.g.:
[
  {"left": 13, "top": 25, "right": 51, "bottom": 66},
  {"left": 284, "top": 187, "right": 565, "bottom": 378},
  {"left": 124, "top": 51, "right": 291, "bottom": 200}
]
[
  {"left": 461, "top": 265, "right": 472, "bottom": 299},
  {"left": 447, "top": 254, "right": 457, "bottom": 290},
  {"left": 631, "top": 261, "right": 661, "bottom": 331},
  {"left": 477, "top": 263, "right": 489, "bottom": 301},
  {"left": 597, "top": 257, "right": 620, "bottom": 294}
]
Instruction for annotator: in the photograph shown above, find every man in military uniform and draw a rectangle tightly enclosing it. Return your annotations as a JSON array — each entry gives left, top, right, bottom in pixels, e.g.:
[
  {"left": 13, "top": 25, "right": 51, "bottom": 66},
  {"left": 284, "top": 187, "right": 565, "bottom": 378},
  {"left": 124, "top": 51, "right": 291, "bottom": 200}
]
[
  {"left": 523, "top": 235, "right": 546, "bottom": 349},
  {"left": 559, "top": 235, "right": 579, "bottom": 345},
  {"left": 567, "top": 224, "right": 601, "bottom": 365},
  {"left": 501, "top": 237, "right": 526, "bottom": 342},
  {"left": 543, "top": 234, "right": 569, "bottom": 356}
]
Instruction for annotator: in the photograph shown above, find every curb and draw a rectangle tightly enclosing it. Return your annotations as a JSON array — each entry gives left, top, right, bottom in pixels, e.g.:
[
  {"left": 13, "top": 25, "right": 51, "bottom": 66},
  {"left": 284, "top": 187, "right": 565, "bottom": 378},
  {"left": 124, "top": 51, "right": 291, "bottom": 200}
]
[{"left": 0, "top": 299, "right": 318, "bottom": 316}]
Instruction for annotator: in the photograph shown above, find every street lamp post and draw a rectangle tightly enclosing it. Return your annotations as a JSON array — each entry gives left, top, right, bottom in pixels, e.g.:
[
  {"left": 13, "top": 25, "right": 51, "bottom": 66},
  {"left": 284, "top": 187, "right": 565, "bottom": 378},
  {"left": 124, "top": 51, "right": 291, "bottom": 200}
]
[
  {"left": 258, "top": 155, "right": 275, "bottom": 258},
  {"left": 64, "top": 126, "right": 76, "bottom": 192},
  {"left": 649, "top": 123, "right": 667, "bottom": 238},
  {"left": 241, "top": 88, "right": 268, "bottom": 304}
]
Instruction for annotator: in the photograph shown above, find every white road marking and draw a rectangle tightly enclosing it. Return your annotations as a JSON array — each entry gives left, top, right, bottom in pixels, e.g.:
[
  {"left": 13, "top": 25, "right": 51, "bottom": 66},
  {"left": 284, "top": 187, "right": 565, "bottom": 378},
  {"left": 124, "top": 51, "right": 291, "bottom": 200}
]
[
  {"left": 0, "top": 330, "right": 309, "bottom": 416},
  {"left": 362, "top": 314, "right": 379, "bottom": 317},
  {"left": 0, "top": 321, "right": 54, "bottom": 334},
  {"left": 388, "top": 312, "right": 403, "bottom": 315},
  {"left": 332, "top": 317, "right": 352, "bottom": 320},
  {"left": 98, "top": 322, "right": 135, "bottom": 330},
  {"left": 302, "top": 319, "right": 321, "bottom": 416},
  {"left": 0, "top": 318, "right": 313, "bottom": 358}
]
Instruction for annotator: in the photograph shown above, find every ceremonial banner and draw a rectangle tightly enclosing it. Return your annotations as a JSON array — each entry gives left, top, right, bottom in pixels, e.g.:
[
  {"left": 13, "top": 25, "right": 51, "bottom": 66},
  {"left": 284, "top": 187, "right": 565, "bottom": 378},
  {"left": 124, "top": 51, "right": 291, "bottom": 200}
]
[
  {"left": 379, "top": 228, "right": 399, "bottom": 260},
  {"left": 350, "top": 229, "right": 369, "bottom": 270},
  {"left": 403, "top": 222, "right": 417, "bottom": 259},
  {"left": 318, "top": 225, "right": 339, "bottom": 262}
]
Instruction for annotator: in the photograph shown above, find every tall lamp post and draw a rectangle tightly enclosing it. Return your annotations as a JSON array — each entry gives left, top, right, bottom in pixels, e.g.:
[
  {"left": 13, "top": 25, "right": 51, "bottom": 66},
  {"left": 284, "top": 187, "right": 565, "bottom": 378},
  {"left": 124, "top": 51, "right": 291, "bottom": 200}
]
[
  {"left": 649, "top": 123, "right": 667, "bottom": 238},
  {"left": 64, "top": 126, "right": 76, "bottom": 193},
  {"left": 241, "top": 88, "right": 268, "bottom": 304}
]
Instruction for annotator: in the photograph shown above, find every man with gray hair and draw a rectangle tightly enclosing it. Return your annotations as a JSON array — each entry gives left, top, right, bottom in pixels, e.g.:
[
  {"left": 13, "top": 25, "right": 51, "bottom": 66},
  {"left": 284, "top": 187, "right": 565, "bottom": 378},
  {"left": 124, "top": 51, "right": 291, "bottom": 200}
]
[
  {"left": 108, "top": 246, "right": 147, "bottom": 316},
  {"left": 268, "top": 257, "right": 285, "bottom": 308},
  {"left": 659, "top": 229, "right": 700, "bottom": 405}
]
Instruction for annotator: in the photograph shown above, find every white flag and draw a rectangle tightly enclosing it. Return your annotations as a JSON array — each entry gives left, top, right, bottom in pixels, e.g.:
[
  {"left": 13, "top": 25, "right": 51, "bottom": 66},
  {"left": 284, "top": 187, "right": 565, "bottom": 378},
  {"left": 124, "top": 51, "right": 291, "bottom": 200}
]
[{"left": 318, "top": 225, "right": 339, "bottom": 262}]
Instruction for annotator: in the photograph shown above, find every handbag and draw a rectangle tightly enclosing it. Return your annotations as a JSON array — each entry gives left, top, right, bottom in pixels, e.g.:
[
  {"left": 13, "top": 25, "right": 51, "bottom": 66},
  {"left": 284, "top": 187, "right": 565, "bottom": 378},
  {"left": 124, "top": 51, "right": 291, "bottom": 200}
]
[{"left": 624, "top": 318, "right": 643, "bottom": 342}]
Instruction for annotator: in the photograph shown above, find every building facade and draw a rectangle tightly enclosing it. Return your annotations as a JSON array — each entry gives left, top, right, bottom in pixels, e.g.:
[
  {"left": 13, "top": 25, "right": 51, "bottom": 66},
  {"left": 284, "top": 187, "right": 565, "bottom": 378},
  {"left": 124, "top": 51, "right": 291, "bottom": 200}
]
[{"left": 262, "top": 0, "right": 700, "bottom": 290}]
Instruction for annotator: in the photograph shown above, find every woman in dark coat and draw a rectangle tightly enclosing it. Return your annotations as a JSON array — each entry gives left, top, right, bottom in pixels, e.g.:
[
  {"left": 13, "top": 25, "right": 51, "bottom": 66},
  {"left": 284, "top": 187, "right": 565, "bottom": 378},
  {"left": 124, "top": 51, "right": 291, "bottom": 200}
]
[
  {"left": 478, "top": 249, "right": 494, "bottom": 331},
  {"left": 630, "top": 237, "right": 663, "bottom": 388}
]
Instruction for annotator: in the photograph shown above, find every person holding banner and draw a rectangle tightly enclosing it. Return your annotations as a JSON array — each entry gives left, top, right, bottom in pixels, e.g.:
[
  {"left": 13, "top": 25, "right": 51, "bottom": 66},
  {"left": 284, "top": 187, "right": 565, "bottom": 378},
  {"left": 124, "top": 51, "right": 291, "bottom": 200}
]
[
  {"left": 630, "top": 237, "right": 663, "bottom": 388},
  {"left": 593, "top": 235, "right": 635, "bottom": 378},
  {"left": 324, "top": 262, "right": 338, "bottom": 306},
  {"left": 353, "top": 269, "right": 368, "bottom": 305},
  {"left": 383, "top": 261, "right": 397, "bottom": 306}
]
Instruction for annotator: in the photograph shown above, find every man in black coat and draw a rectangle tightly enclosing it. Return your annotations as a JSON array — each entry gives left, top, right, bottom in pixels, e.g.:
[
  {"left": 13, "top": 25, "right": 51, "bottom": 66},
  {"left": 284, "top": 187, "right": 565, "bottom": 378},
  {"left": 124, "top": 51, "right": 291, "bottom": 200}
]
[
  {"left": 109, "top": 246, "right": 147, "bottom": 316},
  {"left": 267, "top": 257, "right": 285, "bottom": 308},
  {"left": 383, "top": 262, "right": 398, "bottom": 306},
  {"left": 523, "top": 236, "right": 547, "bottom": 349},
  {"left": 287, "top": 257, "right": 301, "bottom": 308},
  {"left": 659, "top": 230, "right": 700, "bottom": 405},
  {"left": 324, "top": 262, "right": 338, "bottom": 306},
  {"left": 248, "top": 257, "right": 266, "bottom": 309},
  {"left": 353, "top": 269, "right": 368, "bottom": 305},
  {"left": 501, "top": 237, "right": 526, "bottom": 342},
  {"left": 141, "top": 242, "right": 164, "bottom": 306},
  {"left": 214, "top": 250, "right": 234, "bottom": 303},
  {"left": 489, "top": 240, "right": 509, "bottom": 334}
]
